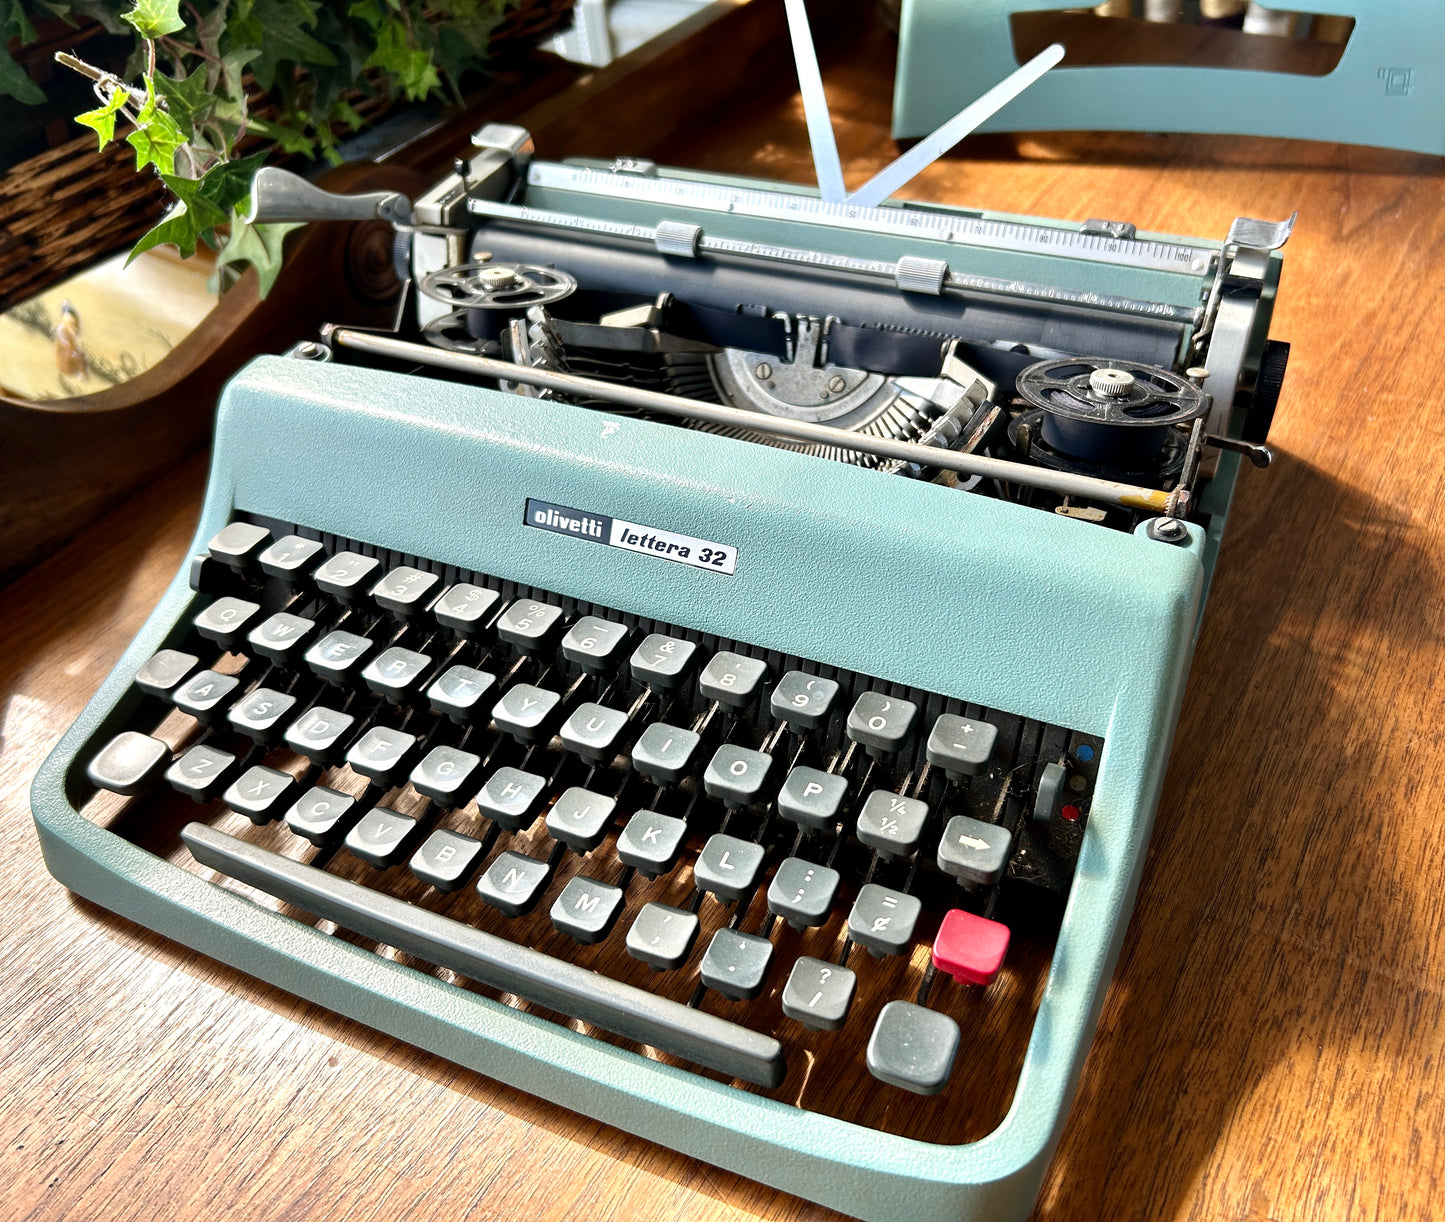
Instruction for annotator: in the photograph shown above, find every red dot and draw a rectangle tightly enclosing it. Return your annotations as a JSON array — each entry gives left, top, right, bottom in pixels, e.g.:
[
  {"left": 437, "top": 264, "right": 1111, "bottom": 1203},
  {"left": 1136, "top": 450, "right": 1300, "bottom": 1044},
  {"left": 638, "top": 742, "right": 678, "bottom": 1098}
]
[{"left": 1060, "top": 804, "right": 1081, "bottom": 822}]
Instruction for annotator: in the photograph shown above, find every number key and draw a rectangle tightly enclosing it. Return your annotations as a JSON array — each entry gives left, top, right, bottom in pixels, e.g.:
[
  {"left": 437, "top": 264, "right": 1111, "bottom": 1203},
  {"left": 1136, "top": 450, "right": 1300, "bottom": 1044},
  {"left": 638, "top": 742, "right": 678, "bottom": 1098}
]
[
  {"left": 846, "top": 691, "right": 918, "bottom": 757},
  {"left": 561, "top": 615, "right": 629, "bottom": 673},
  {"left": 770, "top": 670, "right": 839, "bottom": 732},
  {"left": 698, "top": 651, "right": 768, "bottom": 709},
  {"left": 629, "top": 633, "right": 697, "bottom": 690},
  {"left": 496, "top": 599, "right": 564, "bottom": 653}
]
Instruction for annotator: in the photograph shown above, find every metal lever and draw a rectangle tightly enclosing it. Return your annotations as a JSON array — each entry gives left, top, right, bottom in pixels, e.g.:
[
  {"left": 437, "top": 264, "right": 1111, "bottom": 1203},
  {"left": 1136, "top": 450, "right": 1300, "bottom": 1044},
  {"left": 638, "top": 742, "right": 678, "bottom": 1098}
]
[
  {"left": 245, "top": 166, "right": 414, "bottom": 226},
  {"left": 1205, "top": 434, "right": 1274, "bottom": 468}
]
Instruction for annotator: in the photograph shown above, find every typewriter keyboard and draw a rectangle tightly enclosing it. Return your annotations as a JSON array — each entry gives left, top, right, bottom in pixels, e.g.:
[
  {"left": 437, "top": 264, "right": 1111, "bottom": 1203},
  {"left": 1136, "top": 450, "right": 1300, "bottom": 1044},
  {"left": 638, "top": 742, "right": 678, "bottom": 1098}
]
[{"left": 80, "top": 518, "right": 1103, "bottom": 1139}]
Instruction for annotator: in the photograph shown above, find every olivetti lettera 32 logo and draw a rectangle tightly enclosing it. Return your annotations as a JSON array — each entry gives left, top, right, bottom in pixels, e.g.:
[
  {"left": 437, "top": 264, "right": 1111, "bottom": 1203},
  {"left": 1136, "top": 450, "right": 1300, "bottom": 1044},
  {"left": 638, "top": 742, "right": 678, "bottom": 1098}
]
[{"left": 524, "top": 498, "right": 737, "bottom": 575}]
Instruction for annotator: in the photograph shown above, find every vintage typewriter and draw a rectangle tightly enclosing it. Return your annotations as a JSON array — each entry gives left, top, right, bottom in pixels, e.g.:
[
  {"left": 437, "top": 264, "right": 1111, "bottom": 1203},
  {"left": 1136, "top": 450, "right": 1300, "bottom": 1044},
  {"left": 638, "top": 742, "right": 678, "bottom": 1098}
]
[{"left": 30, "top": 24, "right": 1292, "bottom": 1220}]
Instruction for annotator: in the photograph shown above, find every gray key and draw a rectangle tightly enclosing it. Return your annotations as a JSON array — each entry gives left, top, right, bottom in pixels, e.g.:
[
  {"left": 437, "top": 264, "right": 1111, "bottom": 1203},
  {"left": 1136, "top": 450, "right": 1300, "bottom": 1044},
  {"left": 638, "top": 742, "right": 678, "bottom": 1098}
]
[
  {"left": 207, "top": 521, "right": 270, "bottom": 569},
  {"left": 770, "top": 671, "right": 839, "bottom": 733},
  {"left": 629, "top": 633, "right": 697, "bottom": 689},
  {"left": 410, "top": 828, "right": 484, "bottom": 892},
  {"left": 782, "top": 956, "right": 856, "bottom": 1031},
  {"left": 87, "top": 731, "right": 168, "bottom": 795},
  {"left": 476, "top": 850, "right": 550, "bottom": 916},
  {"left": 848, "top": 884, "right": 921, "bottom": 957},
  {"left": 313, "top": 551, "right": 381, "bottom": 602},
  {"left": 223, "top": 765, "right": 297, "bottom": 824},
  {"left": 305, "top": 630, "right": 374, "bottom": 685},
  {"left": 135, "top": 649, "right": 198, "bottom": 699},
  {"left": 615, "top": 810, "right": 687, "bottom": 876},
  {"left": 1033, "top": 761, "right": 1066, "bottom": 823},
  {"left": 936, "top": 815, "right": 1012, "bottom": 885},
  {"left": 550, "top": 875, "right": 624, "bottom": 944},
  {"left": 927, "top": 714, "right": 998, "bottom": 780},
  {"left": 258, "top": 534, "right": 324, "bottom": 585},
  {"left": 193, "top": 596, "right": 261, "bottom": 650},
  {"left": 866, "top": 1001, "right": 960, "bottom": 1096},
  {"left": 766, "top": 857, "right": 839, "bottom": 928},
  {"left": 495, "top": 599, "right": 564, "bottom": 653},
  {"left": 545, "top": 786, "right": 617, "bottom": 852},
  {"left": 285, "top": 785, "right": 357, "bottom": 846},
  {"left": 247, "top": 612, "right": 316, "bottom": 665},
  {"left": 693, "top": 833, "right": 765, "bottom": 901},
  {"left": 777, "top": 766, "right": 847, "bottom": 830},
  {"left": 856, "top": 790, "right": 929, "bottom": 858},
  {"left": 626, "top": 902, "right": 699, "bottom": 970},
  {"left": 345, "top": 726, "right": 418, "bottom": 787},
  {"left": 475, "top": 767, "right": 546, "bottom": 830},
  {"left": 409, "top": 745, "right": 482, "bottom": 808},
  {"left": 371, "top": 565, "right": 440, "bottom": 618},
  {"left": 630, "top": 722, "right": 700, "bottom": 784},
  {"left": 559, "top": 702, "right": 629, "bottom": 763},
  {"left": 227, "top": 686, "right": 297, "bottom": 743},
  {"left": 172, "top": 669, "right": 241, "bottom": 723},
  {"left": 700, "top": 929, "right": 774, "bottom": 1001},
  {"left": 427, "top": 665, "right": 497, "bottom": 722},
  {"left": 362, "top": 646, "right": 433, "bottom": 703},
  {"left": 703, "top": 744, "right": 773, "bottom": 808},
  {"left": 846, "top": 691, "right": 918, "bottom": 757},
  {"left": 433, "top": 582, "right": 501, "bottom": 637},
  {"left": 283, "top": 705, "right": 355, "bottom": 764},
  {"left": 166, "top": 744, "right": 237, "bottom": 802},
  {"left": 345, "top": 807, "right": 420, "bottom": 868},
  {"left": 491, "top": 683, "right": 561, "bottom": 742},
  {"left": 188, "top": 553, "right": 233, "bottom": 595},
  {"left": 561, "top": 615, "right": 629, "bottom": 673},
  {"left": 698, "top": 651, "right": 769, "bottom": 709}
]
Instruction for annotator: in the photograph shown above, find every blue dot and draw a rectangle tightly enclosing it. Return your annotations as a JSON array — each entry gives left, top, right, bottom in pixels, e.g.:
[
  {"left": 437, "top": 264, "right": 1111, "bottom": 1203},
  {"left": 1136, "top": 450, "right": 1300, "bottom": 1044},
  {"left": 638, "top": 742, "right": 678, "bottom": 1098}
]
[{"left": 1075, "top": 744, "right": 1095, "bottom": 763}]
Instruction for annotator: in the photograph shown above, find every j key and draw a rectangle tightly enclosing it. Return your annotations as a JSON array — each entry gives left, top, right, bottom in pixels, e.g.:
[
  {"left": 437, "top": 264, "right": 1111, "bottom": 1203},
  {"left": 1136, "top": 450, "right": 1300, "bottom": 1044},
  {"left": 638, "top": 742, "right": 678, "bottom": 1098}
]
[
  {"left": 855, "top": 790, "right": 929, "bottom": 858},
  {"left": 283, "top": 705, "right": 356, "bottom": 764},
  {"left": 693, "top": 833, "right": 765, "bottom": 901},
  {"left": 615, "top": 810, "right": 687, "bottom": 876},
  {"left": 866, "top": 1001, "right": 960, "bottom": 1096},
  {"left": 630, "top": 723, "right": 700, "bottom": 784},
  {"left": 166, "top": 744, "right": 237, "bottom": 802},
  {"left": 313, "top": 551, "right": 381, "bottom": 602},
  {"left": 697, "top": 651, "right": 769, "bottom": 709},
  {"left": 932, "top": 908, "right": 1011, "bottom": 986},
  {"left": 700, "top": 929, "right": 774, "bottom": 1001},
  {"left": 258, "top": 534, "right": 324, "bottom": 586},
  {"left": 629, "top": 633, "right": 697, "bottom": 690},
  {"left": 781, "top": 956, "right": 856, "bottom": 1031},
  {"left": 475, "top": 767, "right": 547, "bottom": 830},
  {"left": 702, "top": 745, "right": 773, "bottom": 809},
  {"left": 626, "top": 902, "right": 699, "bottom": 970},
  {"left": 305, "top": 630, "right": 375, "bottom": 685},
  {"left": 427, "top": 665, "right": 497, "bottom": 722},
  {"left": 87, "top": 731, "right": 169, "bottom": 795},
  {"left": 846, "top": 691, "right": 918, "bottom": 757},
  {"left": 223, "top": 765, "right": 297, "bottom": 824},
  {"left": 344, "top": 807, "right": 420, "bottom": 869},
  {"left": 848, "top": 884, "right": 921, "bottom": 957},
  {"left": 193, "top": 596, "right": 261, "bottom": 651},
  {"left": 371, "top": 565, "right": 440, "bottom": 619},
  {"left": 561, "top": 615, "right": 630, "bottom": 673},
  {"left": 476, "top": 850, "right": 550, "bottom": 916},
  {"left": 433, "top": 582, "right": 501, "bottom": 637},
  {"left": 134, "top": 649, "right": 198, "bottom": 699},
  {"left": 362, "top": 646, "right": 433, "bottom": 703},
  {"left": 770, "top": 670, "right": 839, "bottom": 733},
  {"left": 345, "top": 726, "right": 418, "bottom": 788},
  {"left": 926, "top": 714, "right": 998, "bottom": 780},
  {"left": 766, "top": 857, "right": 840, "bottom": 928},
  {"left": 410, "top": 828, "right": 485, "bottom": 892},
  {"left": 173, "top": 669, "right": 241, "bottom": 724},
  {"left": 936, "top": 815, "right": 1012, "bottom": 886},
  {"left": 550, "top": 875, "right": 625, "bottom": 944},
  {"left": 491, "top": 683, "right": 562, "bottom": 743},
  {"left": 410, "top": 745, "right": 482, "bottom": 808},
  {"left": 207, "top": 521, "right": 270, "bottom": 570},
  {"left": 495, "top": 599, "right": 564, "bottom": 653},
  {"left": 285, "top": 786, "right": 357, "bottom": 846},
  {"left": 776, "top": 766, "right": 847, "bottom": 830},
  {"left": 247, "top": 612, "right": 316, "bottom": 665},
  {"left": 227, "top": 686, "right": 297, "bottom": 743},
  {"left": 545, "top": 786, "right": 617, "bottom": 853},
  {"left": 559, "top": 702, "right": 629, "bottom": 763}
]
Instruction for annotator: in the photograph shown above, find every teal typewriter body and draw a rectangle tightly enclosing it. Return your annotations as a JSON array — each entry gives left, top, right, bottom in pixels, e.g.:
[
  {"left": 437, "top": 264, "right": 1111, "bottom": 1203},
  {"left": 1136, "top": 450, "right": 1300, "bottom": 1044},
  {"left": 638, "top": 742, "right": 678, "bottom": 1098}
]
[{"left": 31, "top": 123, "right": 1289, "bottom": 1220}]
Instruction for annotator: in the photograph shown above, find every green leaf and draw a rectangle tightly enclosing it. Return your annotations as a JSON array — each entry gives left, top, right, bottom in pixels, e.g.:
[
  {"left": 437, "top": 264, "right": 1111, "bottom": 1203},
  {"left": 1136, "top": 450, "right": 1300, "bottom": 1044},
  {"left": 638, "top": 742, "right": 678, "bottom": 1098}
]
[
  {"left": 125, "top": 80, "right": 188, "bottom": 174},
  {"left": 121, "top": 0, "right": 186, "bottom": 39},
  {"left": 229, "top": 0, "right": 336, "bottom": 92},
  {"left": 246, "top": 116, "right": 315, "bottom": 157},
  {"left": 365, "top": 19, "right": 439, "bottom": 102},
  {"left": 216, "top": 217, "right": 302, "bottom": 297},
  {"left": 153, "top": 64, "right": 211, "bottom": 136},
  {"left": 127, "top": 171, "right": 230, "bottom": 262},
  {"left": 74, "top": 83, "right": 128, "bottom": 146},
  {"left": 0, "top": 47, "right": 46, "bottom": 104}
]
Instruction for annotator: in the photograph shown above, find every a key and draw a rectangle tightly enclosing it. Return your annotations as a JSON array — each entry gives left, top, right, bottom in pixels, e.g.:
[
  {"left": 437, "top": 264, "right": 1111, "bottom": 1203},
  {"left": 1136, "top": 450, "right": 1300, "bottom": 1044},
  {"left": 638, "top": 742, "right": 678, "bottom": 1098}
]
[
  {"left": 615, "top": 810, "right": 687, "bottom": 876},
  {"left": 247, "top": 612, "right": 317, "bottom": 665},
  {"left": 866, "top": 1002, "right": 960, "bottom": 1096},
  {"left": 697, "top": 651, "right": 769, "bottom": 709},
  {"left": 410, "top": 828, "right": 485, "bottom": 892},
  {"left": 223, "top": 765, "right": 297, "bottom": 824},
  {"left": 345, "top": 726, "right": 418, "bottom": 787},
  {"left": 258, "top": 534, "right": 324, "bottom": 586},
  {"left": 495, "top": 599, "right": 564, "bottom": 653},
  {"left": 166, "top": 744, "right": 237, "bottom": 802},
  {"left": 559, "top": 702, "right": 629, "bottom": 763},
  {"left": 769, "top": 670, "right": 840, "bottom": 733},
  {"left": 926, "top": 714, "right": 998, "bottom": 780},
  {"left": 776, "top": 766, "right": 847, "bottom": 830},
  {"left": 134, "top": 649, "right": 199, "bottom": 699},
  {"left": 629, "top": 633, "right": 697, "bottom": 690},
  {"left": 766, "top": 857, "right": 839, "bottom": 928},
  {"left": 625, "top": 902, "right": 699, "bottom": 970},
  {"left": 702, "top": 744, "right": 773, "bottom": 809},
  {"left": 193, "top": 596, "right": 261, "bottom": 651},
  {"left": 344, "top": 807, "right": 420, "bottom": 868},
  {"left": 491, "top": 683, "right": 562, "bottom": 743},
  {"left": 693, "top": 833, "right": 765, "bottom": 901},
  {"left": 427, "top": 665, "right": 497, "bottom": 723},
  {"left": 283, "top": 705, "right": 356, "bottom": 764},
  {"left": 561, "top": 615, "right": 630, "bottom": 673},
  {"left": 172, "top": 669, "right": 241, "bottom": 724},
  {"left": 544, "top": 786, "right": 617, "bottom": 853},
  {"left": 932, "top": 908, "right": 1011, "bottom": 986},
  {"left": 87, "top": 731, "right": 169, "bottom": 795},
  {"left": 433, "top": 583, "right": 501, "bottom": 637},
  {"left": 936, "top": 815, "right": 1012, "bottom": 885},
  {"left": 362, "top": 646, "right": 433, "bottom": 703},
  {"left": 550, "top": 875, "right": 625, "bottom": 944},
  {"left": 227, "top": 686, "right": 297, "bottom": 743},
  {"left": 371, "top": 565, "right": 440, "bottom": 619},
  {"left": 409, "top": 746, "right": 482, "bottom": 808},
  {"left": 700, "top": 929, "right": 774, "bottom": 1001},
  {"left": 207, "top": 521, "right": 270, "bottom": 569},
  {"left": 313, "top": 551, "right": 381, "bottom": 602},
  {"left": 475, "top": 767, "right": 547, "bottom": 830},
  {"left": 305, "top": 630, "right": 375, "bottom": 685},
  {"left": 285, "top": 786, "right": 357, "bottom": 846},
  {"left": 476, "top": 850, "right": 550, "bottom": 916},
  {"left": 630, "top": 723, "right": 700, "bottom": 784},
  {"left": 846, "top": 691, "right": 918, "bottom": 757},
  {"left": 781, "top": 956, "right": 856, "bottom": 1031},
  {"left": 855, "top": 790, "right": 929, "bottom": 858},
  {"left": 847, "top": 884, "right": 921, "bottom": 957}
]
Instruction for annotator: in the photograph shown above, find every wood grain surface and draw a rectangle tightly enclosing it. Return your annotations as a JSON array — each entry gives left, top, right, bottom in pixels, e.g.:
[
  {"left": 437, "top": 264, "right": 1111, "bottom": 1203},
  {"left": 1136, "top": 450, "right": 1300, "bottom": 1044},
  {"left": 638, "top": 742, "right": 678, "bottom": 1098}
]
[{"left": 3, "top": 14, "right": 1444, "bottom": 1221}]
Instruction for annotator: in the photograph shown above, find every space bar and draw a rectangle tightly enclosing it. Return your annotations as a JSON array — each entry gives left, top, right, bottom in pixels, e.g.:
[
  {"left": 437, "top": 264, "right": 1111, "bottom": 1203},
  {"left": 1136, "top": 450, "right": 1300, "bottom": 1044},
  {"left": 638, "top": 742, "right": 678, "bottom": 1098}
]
[{"left": 182, "top": 823, "right": 785, "bottom": 1087}]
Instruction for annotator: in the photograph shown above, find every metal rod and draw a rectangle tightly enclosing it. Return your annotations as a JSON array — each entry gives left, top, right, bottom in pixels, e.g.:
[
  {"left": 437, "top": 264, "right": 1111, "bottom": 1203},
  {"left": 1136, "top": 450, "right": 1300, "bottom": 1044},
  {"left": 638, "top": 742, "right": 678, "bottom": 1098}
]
[
  {"left": 782, "top": 0, "right": 846, "bottom": 204},
  {"left": 328, "top": 329, "right": 1177, "bottom": 513}
]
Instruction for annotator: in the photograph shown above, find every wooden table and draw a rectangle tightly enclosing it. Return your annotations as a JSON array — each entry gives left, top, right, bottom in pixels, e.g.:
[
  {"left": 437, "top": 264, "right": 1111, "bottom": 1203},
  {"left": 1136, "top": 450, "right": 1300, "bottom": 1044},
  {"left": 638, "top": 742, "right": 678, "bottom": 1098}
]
[{"left": 3, "top": 18, "right": 1442, "bottom": 1221}]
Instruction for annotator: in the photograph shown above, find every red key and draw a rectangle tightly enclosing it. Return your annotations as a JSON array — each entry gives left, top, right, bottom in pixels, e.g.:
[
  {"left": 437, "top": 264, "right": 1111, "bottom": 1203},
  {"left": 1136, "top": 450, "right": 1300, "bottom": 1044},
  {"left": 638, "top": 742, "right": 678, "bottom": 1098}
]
[{"left": 932, "top": 908, "right": 1010, "bottom": 986}]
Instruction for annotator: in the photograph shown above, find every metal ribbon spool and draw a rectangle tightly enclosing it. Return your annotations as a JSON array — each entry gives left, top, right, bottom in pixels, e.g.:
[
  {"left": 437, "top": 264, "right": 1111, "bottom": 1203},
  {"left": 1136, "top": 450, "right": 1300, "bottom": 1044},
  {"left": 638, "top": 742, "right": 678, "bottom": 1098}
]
[{"left": 418, "top": 261, "right": 578, "bottom": 311}]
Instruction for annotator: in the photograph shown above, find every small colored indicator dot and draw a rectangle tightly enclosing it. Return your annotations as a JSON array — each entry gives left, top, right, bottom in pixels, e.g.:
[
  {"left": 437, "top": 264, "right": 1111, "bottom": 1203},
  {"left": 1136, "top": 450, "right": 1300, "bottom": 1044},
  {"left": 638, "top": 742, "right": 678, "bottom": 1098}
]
[
  {"left": 1061, "top": 804, "right": 1081, "bottom": 822},
  {"left": 1075, "top": 744, "right": 1095, "bottom": 763}
]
